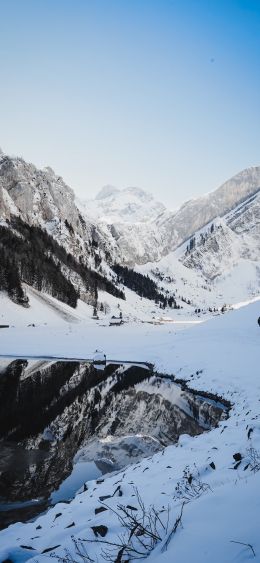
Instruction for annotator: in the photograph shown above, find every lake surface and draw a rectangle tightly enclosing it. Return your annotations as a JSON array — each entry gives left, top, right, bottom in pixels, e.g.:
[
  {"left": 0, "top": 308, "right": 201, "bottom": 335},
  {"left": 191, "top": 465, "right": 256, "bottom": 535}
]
[
  {"left": 0, "top": 356, "right": 227, "bottom": 529},
  {"left": 50, "top": 460, "right": 102, "bottom": 504}
]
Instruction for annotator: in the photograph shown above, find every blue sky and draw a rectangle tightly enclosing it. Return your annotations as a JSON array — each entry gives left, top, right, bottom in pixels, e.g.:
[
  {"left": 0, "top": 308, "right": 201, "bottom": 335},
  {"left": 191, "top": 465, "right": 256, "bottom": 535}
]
[{"left": 0, "top": 0, "right": 259, "bottom": 207}]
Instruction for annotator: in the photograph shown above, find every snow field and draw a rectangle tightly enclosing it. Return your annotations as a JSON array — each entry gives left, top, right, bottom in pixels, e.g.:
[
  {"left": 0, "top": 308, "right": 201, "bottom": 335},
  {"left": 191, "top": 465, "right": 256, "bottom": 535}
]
[{"left": 0, "top": 300, "right": 260, "bottom": 561}]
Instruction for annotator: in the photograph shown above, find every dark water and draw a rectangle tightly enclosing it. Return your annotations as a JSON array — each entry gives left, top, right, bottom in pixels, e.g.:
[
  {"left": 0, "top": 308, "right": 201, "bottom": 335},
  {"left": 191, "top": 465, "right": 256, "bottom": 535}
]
[
  {"left": 0, "top": 357, "right": 227, "bottom": 530},
  {"left": 0, "top": 358, "right": 154, "bottom": 528}
]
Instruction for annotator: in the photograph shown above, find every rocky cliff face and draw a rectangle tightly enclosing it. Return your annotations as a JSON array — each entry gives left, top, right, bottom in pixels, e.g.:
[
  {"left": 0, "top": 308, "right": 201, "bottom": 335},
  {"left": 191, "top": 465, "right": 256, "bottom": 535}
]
[
  {"left": 0, "top": 152, "right": 128, "bottom": 307},
  {"left": 0, "top": 152, "right": 113, "bottom": 263},
  {"left": 181, "top": 189, "right": 260, "bottom": 280},
  {"left": 160, "top": 166, "right": 260, "bottom": 251}
]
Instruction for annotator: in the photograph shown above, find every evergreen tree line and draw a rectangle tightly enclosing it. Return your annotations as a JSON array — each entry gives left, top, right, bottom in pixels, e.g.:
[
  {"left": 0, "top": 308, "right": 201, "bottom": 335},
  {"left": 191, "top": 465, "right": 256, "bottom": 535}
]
[
  {"left": 112, "top": 264, "right": 177, "bottom": 308},
  {"left": 0, "top": 217, "right": 124, "bottom": 307},
  {"left": 0, "top": 250, "right": 28, "bottom": 305},
  {"left": 0, "top": 224, "right": 78, "bottom": 307}
]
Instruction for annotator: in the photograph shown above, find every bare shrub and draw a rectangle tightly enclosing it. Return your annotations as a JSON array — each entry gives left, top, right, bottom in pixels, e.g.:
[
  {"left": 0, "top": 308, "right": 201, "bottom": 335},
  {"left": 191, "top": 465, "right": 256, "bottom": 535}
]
[
  {"left": 51, "top": 538, "right": 95, "bottom": 562},
  {"left": 52, "top": 487, "right": 184, "bottom": 562},
  {"left": 246, "top": 447, "right": 260, "bottom": 473},
  {"left": 174, "top": 465, "right": 211, "bottom": 502}
]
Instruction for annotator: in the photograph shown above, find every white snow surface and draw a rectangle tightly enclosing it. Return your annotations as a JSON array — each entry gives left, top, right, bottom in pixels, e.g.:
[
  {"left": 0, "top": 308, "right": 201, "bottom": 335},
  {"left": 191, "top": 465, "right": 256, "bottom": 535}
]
[{"left": 0, "top": 299, "right": 260, "bottom": 562}]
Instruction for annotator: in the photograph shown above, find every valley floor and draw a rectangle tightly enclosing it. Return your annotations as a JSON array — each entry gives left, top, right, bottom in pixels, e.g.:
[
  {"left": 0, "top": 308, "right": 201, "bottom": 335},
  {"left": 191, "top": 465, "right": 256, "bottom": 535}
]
[{"left": 0, "top": 294, "right": 260, "bottom": 562}]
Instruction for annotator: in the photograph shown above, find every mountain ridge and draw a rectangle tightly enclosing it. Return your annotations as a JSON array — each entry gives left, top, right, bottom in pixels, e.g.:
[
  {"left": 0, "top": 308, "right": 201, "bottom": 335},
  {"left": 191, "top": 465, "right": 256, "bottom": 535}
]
[{"left": 80, "top": 165, "right": 260, "bottom": 264}]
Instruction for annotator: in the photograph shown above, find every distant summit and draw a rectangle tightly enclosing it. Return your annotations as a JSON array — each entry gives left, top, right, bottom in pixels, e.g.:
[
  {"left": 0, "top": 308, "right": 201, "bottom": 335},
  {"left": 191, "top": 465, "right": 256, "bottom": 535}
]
[
  {"left": 82, "top": 185, "right": 166, "bottom": 224},
  {"left": 95, "top": 185, "right": 120, "bottom": 200}
]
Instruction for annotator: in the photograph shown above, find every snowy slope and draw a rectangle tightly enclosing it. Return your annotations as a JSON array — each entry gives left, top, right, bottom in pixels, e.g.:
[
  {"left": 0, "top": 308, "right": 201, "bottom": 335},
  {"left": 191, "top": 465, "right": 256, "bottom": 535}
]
[
  {"left": 0, "top": 287, "right": 94, "bottom": 327},
  {"left": 0, "top": 280, "right": 189, "bottom": 329},
  {"left": 182, "top": 189, "right": 260, "bottom": 278},
  {"left": 138, "top": 189, "right": 260, "bottom": 310},
  {"left": 1, "top": 300, "right": 260, "bottom": 562}
]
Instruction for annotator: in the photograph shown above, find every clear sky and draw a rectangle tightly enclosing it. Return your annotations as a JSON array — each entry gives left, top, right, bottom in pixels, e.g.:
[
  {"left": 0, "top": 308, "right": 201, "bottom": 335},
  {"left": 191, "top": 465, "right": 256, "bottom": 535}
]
[{"left": 0, "top": 0, "right": 259, "bottom": 208}]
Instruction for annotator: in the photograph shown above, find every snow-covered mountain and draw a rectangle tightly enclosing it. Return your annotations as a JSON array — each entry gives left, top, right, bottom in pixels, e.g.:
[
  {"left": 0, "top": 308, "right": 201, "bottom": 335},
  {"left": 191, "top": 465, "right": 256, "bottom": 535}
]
[
  {"left": 138, "top": 187, "right": 260, "bottom": 310},
  {"left": 2, "top": 151, "right": 259, "bottom": 273},
  {"left": 81, "top": 166, "right": 260, "bottom": 265},
  {"left": 182, "top": 190, "right": 260, "bottom": 279},
  {"left": 77, "top": 185, "right": 168, "bottom": 265},
  {"left": 0, "top": 152, "right": 125, "bottom": 309},
  {"left": 1, "top": 149, "right": 260, "bottom": 314},
  {"left": 0, "top": 152, "right": 112, "bottom": 260},
  {"left": 158, "top": 165, "right": 260, "bottom": 253},
  {"left": 80, "top": 185, "right": 166, "bottom": 224}
]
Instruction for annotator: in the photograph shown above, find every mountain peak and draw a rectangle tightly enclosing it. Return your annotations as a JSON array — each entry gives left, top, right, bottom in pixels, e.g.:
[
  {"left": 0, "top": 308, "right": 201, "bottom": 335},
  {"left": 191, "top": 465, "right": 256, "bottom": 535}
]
[
  {"left": 95, "top": 185, "right": 120, "bottom": 200},
  {"left": 84, "top": 185, "right": 166, "bottom": 224}
]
